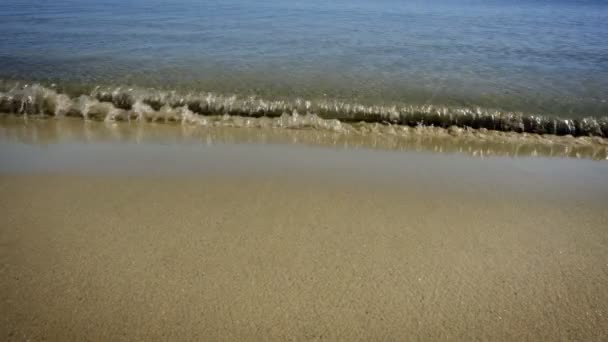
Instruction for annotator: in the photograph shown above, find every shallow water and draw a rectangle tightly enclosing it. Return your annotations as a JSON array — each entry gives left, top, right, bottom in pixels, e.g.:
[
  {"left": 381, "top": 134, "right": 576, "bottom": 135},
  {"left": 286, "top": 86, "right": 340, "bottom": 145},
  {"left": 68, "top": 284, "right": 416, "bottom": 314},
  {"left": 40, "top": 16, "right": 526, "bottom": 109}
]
[
  {"left": 2, "top": 116, "right": 608, "bottom": 195},
  {"left": 1, "top": 116, "right": 607, "bottom": 161},
  {"left": 1, "top": 0, "right": 607, "bottom": 118}
]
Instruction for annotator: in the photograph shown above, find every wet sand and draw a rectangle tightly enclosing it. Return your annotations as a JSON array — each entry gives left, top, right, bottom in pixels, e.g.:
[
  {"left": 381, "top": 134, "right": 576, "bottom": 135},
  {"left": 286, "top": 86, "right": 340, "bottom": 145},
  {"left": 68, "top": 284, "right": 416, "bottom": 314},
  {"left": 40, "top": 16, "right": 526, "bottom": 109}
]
[{"left": 1, "top": 119, "right": 608, "bottom": 340}]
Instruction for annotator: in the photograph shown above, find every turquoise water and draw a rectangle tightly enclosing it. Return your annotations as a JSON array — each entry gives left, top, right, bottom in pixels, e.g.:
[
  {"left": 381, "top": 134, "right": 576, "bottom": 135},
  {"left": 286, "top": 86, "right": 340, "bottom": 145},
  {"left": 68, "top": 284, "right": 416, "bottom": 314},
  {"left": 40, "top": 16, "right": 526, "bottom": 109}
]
[{"left": 1, "top": 0, "right": 607, "bottom": 120}]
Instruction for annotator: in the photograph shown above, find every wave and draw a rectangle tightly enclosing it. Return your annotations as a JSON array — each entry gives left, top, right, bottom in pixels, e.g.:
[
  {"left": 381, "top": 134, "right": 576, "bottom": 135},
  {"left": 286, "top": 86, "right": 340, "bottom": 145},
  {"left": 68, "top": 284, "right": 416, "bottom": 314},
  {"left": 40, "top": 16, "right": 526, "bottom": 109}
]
[{"left": 1, "top": 82, "right": 607, "bottom": 138}]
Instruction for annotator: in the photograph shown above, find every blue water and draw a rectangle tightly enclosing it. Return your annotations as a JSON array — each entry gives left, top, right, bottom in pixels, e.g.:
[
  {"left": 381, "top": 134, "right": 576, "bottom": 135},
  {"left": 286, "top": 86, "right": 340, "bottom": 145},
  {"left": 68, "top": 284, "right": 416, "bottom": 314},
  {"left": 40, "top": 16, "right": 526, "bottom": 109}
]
[{"left": 1, "top": 0, "right": 607, "bottom": 117}]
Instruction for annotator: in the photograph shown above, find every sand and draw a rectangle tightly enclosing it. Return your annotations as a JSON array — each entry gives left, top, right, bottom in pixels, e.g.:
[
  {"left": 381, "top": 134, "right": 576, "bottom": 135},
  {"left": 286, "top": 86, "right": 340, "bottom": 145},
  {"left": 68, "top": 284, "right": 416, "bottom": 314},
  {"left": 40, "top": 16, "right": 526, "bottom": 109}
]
[{"left": 1, "top": 118, "right": 608, "bottom": 341}]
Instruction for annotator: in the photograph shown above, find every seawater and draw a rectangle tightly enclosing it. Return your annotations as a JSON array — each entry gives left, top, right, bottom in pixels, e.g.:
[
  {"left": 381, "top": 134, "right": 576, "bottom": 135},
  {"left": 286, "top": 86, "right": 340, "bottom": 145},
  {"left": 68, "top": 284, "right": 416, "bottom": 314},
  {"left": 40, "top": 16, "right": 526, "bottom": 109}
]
[{"left": 0, "top": 0, "right": 607, "bottom": 135}]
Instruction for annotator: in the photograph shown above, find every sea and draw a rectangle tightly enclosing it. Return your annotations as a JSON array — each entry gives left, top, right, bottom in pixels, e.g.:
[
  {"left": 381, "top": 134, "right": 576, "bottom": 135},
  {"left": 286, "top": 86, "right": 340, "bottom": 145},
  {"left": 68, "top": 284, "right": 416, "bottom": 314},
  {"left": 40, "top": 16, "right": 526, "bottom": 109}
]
[{"left": 1, "top": 0, "right": 607, "bottom": 137}]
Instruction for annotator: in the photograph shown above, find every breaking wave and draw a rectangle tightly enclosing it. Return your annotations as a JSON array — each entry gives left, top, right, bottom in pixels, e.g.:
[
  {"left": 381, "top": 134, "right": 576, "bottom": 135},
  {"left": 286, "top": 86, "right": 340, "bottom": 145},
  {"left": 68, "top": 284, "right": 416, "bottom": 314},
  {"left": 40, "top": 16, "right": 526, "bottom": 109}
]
[{"left": 1, "top": 82, "right": 607, "bottom": 138}]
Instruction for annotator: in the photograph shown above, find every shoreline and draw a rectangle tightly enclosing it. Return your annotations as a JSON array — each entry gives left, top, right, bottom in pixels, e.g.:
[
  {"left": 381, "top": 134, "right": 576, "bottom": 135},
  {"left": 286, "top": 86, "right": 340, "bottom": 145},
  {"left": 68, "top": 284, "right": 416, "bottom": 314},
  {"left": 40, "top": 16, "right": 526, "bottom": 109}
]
[
  {"left": 2, "top": 113, "right": 608, "bottom": 340},
  {"left": 2, "top": 1, "right": 608, "bottom": 340},
  {"left": 1, "top": 115, "right": 607, "bottom": 161}
]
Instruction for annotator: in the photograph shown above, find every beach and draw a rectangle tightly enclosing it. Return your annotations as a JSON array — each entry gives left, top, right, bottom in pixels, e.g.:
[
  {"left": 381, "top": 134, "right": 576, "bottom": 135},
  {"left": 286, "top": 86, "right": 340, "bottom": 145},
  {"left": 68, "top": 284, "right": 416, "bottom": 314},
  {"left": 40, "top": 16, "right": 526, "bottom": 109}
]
[
  {"left": 1, "top": 118, "right": 608, "bottom": 340},
  {"left": 2, "top": 0, "right": 608, "bottom": 339}
]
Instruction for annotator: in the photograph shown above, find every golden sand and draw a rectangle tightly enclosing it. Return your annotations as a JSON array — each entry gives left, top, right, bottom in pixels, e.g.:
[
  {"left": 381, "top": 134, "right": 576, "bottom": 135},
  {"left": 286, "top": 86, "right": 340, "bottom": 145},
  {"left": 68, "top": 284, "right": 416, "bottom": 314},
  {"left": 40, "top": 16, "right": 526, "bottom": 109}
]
[
  {"left": 1, "top": 117, "right": 608, "bottom": 340},
  {"left": 1, "top": 173, "right": 607, "bottom": 341}
]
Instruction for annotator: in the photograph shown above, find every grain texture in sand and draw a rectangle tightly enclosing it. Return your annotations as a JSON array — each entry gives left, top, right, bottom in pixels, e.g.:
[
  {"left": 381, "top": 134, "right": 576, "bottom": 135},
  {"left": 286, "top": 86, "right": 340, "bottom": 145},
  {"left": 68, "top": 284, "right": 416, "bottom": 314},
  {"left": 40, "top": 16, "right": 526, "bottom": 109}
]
[{"left": 1, "top": 174, "right": 607, "bottom": 341}]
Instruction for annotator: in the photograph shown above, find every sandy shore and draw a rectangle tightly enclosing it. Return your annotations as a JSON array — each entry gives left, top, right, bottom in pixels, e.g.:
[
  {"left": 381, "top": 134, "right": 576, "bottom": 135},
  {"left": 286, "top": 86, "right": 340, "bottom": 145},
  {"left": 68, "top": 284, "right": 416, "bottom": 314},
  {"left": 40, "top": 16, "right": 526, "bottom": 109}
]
[
  {"left": 1, "top": 118, "right": 608, "bottom": 340},
  {"left": 1, "top": 172, "right": 607, "bottom": 341}
]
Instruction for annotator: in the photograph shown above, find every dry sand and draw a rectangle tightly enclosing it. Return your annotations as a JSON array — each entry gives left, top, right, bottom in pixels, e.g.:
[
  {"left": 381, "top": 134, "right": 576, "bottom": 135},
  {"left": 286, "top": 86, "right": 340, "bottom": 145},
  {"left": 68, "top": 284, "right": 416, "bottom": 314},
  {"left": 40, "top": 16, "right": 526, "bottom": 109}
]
[{"left": 1, "top": 118, "right": 608, "bottom": 341}]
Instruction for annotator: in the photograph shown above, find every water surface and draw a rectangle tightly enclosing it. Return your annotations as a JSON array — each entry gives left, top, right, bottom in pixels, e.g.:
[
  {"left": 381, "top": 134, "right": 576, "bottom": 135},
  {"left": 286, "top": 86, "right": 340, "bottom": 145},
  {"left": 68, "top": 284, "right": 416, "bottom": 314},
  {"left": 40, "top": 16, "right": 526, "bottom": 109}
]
[{"left": 1, "top": 0, "right": 607, "bottom": 118}]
